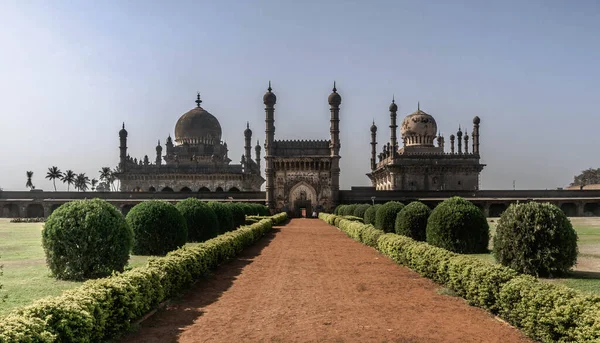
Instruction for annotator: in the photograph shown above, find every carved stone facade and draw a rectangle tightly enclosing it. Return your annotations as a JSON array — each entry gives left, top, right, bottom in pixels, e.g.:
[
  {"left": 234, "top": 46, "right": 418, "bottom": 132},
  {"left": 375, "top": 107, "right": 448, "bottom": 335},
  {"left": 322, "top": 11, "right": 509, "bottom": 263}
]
[
  {"left": 263, "top": 83, "right": 341, "bottom": 215},
  {"left": 114, "top": 94, "right": 264, "bottom": 192},
  {"left": 367, "top": 102, "right": 485, "bottom": 191}
]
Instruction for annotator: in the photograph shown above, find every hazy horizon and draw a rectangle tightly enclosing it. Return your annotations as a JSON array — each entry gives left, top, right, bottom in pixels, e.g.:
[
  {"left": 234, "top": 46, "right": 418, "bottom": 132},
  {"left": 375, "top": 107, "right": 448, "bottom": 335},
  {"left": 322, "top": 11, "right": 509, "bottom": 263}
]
[{"left": 1, "top": 0, "right": 599, "bottom": 191}]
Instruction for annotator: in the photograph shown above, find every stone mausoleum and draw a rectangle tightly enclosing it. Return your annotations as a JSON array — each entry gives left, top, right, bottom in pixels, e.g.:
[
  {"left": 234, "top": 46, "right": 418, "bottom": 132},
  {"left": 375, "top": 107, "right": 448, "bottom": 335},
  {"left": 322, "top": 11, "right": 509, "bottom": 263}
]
[
  {"left": 114, "top": 94, "right": 265, "bottom": 192},
  {"left": 367, "top": 101, "right": 485, "bottom": 191}
]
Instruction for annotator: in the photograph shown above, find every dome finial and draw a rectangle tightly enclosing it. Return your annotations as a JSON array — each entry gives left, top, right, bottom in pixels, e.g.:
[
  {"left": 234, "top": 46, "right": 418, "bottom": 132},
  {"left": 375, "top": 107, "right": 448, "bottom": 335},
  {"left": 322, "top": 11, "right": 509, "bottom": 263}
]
[
  {"left": 333, "top": 81, "right": 337, "bottom": 92},
  {"left": 122, "top": 122, "right": 125, "bottom": 129},
  {"left": 418, "top": 101, "right": 420, "bottom": 111},
  {"left": 195, "top": 92, "right": 202, "bottom": 107},
  {"left": 157, "top": 139, "right": 160, "bottom": 145},
  {"left": 247, "top": 121, "right": 249, "bottom": 129},
  {"left": 268, "top": 81, "right": 272, "bottom": 92},
  {"left": 392, "top": 94, "right": 395, "bottom": 103}
]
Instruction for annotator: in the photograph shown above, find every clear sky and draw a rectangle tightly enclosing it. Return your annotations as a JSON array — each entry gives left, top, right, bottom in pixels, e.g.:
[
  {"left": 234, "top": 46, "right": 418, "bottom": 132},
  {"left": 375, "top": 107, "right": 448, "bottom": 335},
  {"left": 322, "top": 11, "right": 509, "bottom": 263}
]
[{"left": 1, "top": 0, "right": 599, "bottom": 191}]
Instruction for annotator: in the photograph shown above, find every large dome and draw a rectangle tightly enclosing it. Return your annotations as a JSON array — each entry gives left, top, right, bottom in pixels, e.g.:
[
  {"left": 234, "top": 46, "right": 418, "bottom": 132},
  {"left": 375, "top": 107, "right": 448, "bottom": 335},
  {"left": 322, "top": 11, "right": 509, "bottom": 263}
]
[
  {"left": 400, "top": 108, "right": 437, "bottom": 147},
  {"left": 174, "top": 105, "right": 222, "bottom": 145}
]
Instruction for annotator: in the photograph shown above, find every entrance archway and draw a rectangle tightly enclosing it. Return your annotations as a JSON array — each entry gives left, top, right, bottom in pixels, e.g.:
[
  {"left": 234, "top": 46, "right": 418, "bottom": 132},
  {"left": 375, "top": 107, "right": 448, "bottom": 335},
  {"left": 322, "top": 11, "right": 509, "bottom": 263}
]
[
  {"left": 584, "top": 203, "right": 600, "bottom": 216},
  {"left": 288, "top": 181, "right": 317, "bottom": 218},
  {"left": 26, "top": 204, "right": 45, "bottom": 218},
  {"left": 561, "top": 203, "right": 577, "bottom": 217},
  {"left": 489, "top": 203, "right": 507, "bottom": 217},
  {"left": 161, "top": 187, "right": 174, "bottom": 192},
  {"left": 2, "top": 204, "right": 19, "bottom": 218}
]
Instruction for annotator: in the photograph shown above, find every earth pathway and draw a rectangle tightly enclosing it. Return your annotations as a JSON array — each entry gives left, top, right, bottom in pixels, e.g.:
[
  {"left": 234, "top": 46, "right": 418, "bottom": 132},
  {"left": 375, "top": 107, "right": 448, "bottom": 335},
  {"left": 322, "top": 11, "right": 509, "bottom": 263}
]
[{"left": 120, "top": 218, "right": 532, "bottom": 343}]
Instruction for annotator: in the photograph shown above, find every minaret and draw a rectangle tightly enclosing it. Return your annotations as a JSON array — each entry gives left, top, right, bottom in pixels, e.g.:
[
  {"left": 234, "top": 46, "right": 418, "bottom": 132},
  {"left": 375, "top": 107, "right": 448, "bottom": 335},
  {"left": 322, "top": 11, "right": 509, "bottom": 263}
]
[
  {"left": 450, "top": 134, "right": 455, "bottom": 154},
  {"left": 370, "top": 120, "right": 377, "bottom": 170},
  {"left": 155, "top": 140, "right": 162, "bottom": 166},
  {"left": 244, "top": 122, "right": 252, "bottom": 173},
  {"left": 472, "top": 116, "right": 481, "bottom": 155},
  {"left": 464, "top": 134, "right": 469, "bottom": 154},
  {"left": 263, "top": 81, "right": 277, "bottom": 211},
  {"left": 456, "top": 126, "right": 463, "bottom": 154},
  {"left": 255, "top": 140, "right": 261, "bottom": 175},
  {"left": 166, "top": 134, "right": 173, "bottom": 153},
  {"left": 328, "top": 82, "right": 342, "bottom": 208},
  {"left": 389, "top": 96, "right": 398, "bottom": 154},
  {"left": 119, "top": 123, "right": 128, "bottom": 171}
]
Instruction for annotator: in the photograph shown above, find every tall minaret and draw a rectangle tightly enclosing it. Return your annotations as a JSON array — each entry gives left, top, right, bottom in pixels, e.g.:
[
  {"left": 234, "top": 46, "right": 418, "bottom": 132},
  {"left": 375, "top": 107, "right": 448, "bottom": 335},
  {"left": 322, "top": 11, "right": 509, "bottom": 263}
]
[
  {"left": 119, "top": 123, "right": 128, "bottom": 171},
  {"left": 155, "top": 140, "right": 162, "bottom": 166},
  {"left": 389, "top": 96, "right": 398, "bottom": 154},
  {"left": 328, "top": 82, "right": 342, "bottom": 208},
  {"left": 263, "top": 82, "right": 277, "bottom": 211},
  {"left": 472, "top": 116, "right": 480, "bottom": 155},
  {"left": 457, "top": 126, "right": 463, "bottom": 154},
  {"left": 370, "top": 120, "right": 378, "bottom": 170},
  {"left": 450, "top": 134, "right": 455, "bottom": 154},
  {"left": 255, "top": 140, "right": 261, "bottom": 175},
  {"left": 464, "top": 133, "right": 469, "bottom": 154},
  {"left": 244, "top": 122, "right": 252, "bottom": 173}
]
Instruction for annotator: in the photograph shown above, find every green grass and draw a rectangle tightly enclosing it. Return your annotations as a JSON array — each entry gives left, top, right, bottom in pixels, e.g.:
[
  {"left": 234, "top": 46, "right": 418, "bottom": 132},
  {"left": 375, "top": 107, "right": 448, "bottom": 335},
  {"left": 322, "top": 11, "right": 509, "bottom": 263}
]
[
  {"left": 472, "top": 217, "right": 600, "bottom": 295},
  {"left": 0, "top": 219, "right": 151, "bottom": 316}
]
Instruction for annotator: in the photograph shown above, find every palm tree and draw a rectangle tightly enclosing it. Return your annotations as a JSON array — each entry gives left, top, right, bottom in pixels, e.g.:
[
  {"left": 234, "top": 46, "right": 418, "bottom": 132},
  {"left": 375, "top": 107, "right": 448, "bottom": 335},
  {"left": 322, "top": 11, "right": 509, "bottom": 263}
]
[
  {"left": 25, "top": 171, "right": 34, "bottom": 190},
  {"left": 61, "top": 170, "right": 76, "bottom": 191},
  {"left": 91, "top": 178, "right": 98, "bottom": 191},
  {"left": 45, "top": 166, "right": 63, "bottom": 191},
  {"left": 99, "top": 167, "right": 112, "bottom": 191},
  {"left": 75, "top": 173, "right": 90, "bottom": 192}
]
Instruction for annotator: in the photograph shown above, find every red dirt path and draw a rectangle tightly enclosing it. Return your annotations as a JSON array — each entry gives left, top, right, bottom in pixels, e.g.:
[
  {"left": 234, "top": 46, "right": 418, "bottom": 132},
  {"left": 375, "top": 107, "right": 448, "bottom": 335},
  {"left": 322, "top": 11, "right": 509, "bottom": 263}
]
[{"left": 120, "top": 219, "right": 532, "bottom": 343}]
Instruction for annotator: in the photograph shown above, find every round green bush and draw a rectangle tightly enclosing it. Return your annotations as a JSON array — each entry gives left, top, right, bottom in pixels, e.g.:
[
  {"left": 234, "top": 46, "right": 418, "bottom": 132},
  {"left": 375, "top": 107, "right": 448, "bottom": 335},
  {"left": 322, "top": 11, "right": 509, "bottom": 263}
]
[
  {"left": 335, "top": 205, "right": 346, "bottom": 215},
  {"left": 341, "top": 204, "right": 358, "bottom": 216},
  {"left": 207, "top": 201, "right": 234, "bottom": 233},
  {"left": 493, "top": 202, "right": 578, "bottom": 277},
  {"left": 426, "top": 197, "right": 489, "bottom": 254},
  {"left": 353, "top": 204, "right": 371, "bottom": 219},
  {"left": 364, "top": 204, "right": 381, "bottom": 225},
  {"left": 126, "top": 200, "right": 187, "bottom": 255},
  {"left": 175, "top": 198, "right": 219, "bottom": 242},
  {"left": 395, "top": 201, "right": 431, "bottom": 241},
  {"left": 42, "top": 199, "right": 133, "bottom": 280},
  {"left": 375, "top": 201, "right": 405, "bottom": 233},
  {"left": 226, "top": 203, "right": 246, "bottom": 229}
]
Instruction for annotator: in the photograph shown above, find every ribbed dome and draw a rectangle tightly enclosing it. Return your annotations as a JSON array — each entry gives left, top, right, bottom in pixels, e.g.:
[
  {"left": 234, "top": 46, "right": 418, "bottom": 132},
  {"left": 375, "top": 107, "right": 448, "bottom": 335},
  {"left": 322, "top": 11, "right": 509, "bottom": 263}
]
[
  {"left": 400, "top": 108, "right": 438, "bottom": 147},
  {"left": 174, "top": 105, "right": 222, "bottom": 145}
]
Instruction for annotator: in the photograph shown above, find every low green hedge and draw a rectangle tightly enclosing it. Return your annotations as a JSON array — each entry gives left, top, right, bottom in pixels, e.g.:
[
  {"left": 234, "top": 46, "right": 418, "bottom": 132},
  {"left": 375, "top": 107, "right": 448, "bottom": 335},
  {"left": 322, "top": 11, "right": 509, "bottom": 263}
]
[
  {"left": 0, "top": 212, "right": 288, "bottom": 342},
  {"left": 319, "top": 213, "right": 600, "bottom": 343}
]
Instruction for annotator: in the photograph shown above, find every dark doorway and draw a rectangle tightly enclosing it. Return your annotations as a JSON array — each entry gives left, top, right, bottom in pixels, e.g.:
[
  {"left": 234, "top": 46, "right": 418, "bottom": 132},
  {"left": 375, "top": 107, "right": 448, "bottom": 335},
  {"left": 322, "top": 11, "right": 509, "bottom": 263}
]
[
  {"left": 489, "top": 203, "right": 507, "bottom": 217},
  {"left": 3, "top": 204, "right": 19, "bottom": 218},
  {"left": 161, "top": 187, "right": 174, "bottom": 192},
  {"left": 180, "top": 187, "right": 192, "bottom": 193},
  {"left": 148, "top": 186, "right": 156, "bottom": 192},
  {"left": 215, "top": 187, "right": 224, "bottom": 192},
  {"left": 228, "top": 187, "right": 240, "bottom": 192},
  {"left": 26, "top": 204, "right": 45, "bottom": 218},
  {"left": 561, "top": 203, "right": 577, "bottom": 217},
  {"left": 198, "top": 186, "right": 210, "bottom": 192},
  {"left": 121, "top": 204, "right": 135, "bottom": 216},
  {"left": 584, "top": 203, "right": 600, "bottom": 216}
]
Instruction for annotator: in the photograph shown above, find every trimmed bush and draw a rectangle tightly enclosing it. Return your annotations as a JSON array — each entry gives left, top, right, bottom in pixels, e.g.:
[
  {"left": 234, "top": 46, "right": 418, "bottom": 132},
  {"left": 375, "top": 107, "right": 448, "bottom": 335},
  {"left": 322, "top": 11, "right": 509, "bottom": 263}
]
[
  {"left": 42, "top": 199, "right": 133, "bottom": 281},
  {"left": 226, "top": 203, "right": 247, "bottom": 229},
  {"left": 341, "top": 204, "right": 358, "bottom": 216},
  {"left": 493, "top": 202, "right": 578, "bottom": 277},
  {"left": 175, "top": 198, "right": 219, "bottom": 242},
  {"left": 333, "top": 204, "right": 345, "bottom": 215},
  {"left": 126, "top": 200, "right": 187, "bottom": 256},
  {"left": 363, "top": 204, "right": 381, "bottom": 225},
  {"left": 207, "top": 201, "right": 234, "bottom": 233},
  {"left": 395, "top": 201, "right": 431, "bottom": 241},
  {"left": 341, "top": 215, "right": 363, "bottom": 223},
  {"left": 353, "top": 204, "right": 371, "bottom": 218},
  {"left": 375, "top": 201, "right": 404, "bottom": 233},
  {"left": 242, "top": 203, "right": 269, "bottom": 216},
  {"left": 426, "top": 196, "right": 489, "bottom": 254}
]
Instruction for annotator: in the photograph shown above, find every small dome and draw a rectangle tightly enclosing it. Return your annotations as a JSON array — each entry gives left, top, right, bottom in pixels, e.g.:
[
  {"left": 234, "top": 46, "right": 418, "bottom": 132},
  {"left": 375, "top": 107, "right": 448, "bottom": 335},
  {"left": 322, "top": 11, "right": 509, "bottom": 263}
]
[
  {"left": 450, "top": 134, "right": 455, "bottom": 140},
  {"left": 263, "top": 82, "right": 276, "bottom": 106},
  {"left": 156, "top": 140, "right": 162, "bottom": 150},
  {"left": 174, "top": 96, "right": 222, "bottom": 145},
  {"left": 370, "top": 121, "right": 377, "bottom": 133},
  {"left": 328, "top": 82, "right": 341, "bottom": 106},
  {"left": 457, "top": 126, "right": 463, "bottom": 137},
  {"left": 473, "top": 116, "right": 481, "bottom": 125},
  {"left": 119, "top": 123, "right": 127, "bottom": 137},
  {"left": 255, "top": 140, "right": 261, "bottom": 150},
  {"left": 400, "top": 108, "right": 438, "bottom": 147},
  {"left": 389, "top": 99, "right": 398, "bottom": 112},
  {"left": 244, "top": 122, "right": 252, "bottom": 138}
]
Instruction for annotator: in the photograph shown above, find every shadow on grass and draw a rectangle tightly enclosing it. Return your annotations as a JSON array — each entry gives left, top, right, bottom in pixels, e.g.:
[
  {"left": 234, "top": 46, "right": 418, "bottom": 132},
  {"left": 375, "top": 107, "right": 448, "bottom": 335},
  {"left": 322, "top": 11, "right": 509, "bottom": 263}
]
[
  {"left": 117, "top": 228, "right": 281, "bottom": 343},
  {"left": 567, "top": 270, "right": 600, "bottom": 280}
]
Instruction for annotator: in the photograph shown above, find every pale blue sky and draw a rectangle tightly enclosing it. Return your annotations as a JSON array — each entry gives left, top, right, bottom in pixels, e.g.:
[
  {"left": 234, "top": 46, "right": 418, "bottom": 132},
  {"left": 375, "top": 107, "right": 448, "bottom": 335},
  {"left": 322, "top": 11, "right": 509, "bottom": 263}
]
[{"left": 1, "top": 0, "right": 598, "bottom": 191}]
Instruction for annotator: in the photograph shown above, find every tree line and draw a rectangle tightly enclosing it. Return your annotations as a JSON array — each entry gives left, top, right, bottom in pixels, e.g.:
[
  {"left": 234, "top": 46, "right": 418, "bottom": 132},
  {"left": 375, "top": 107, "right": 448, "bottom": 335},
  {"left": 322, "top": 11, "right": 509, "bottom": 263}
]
[
  {"left": 23, "top": 167, "right": 120, "bottom": 192},
  {"left": 570, "top": 168, "right": 600, "bottom": 188}
]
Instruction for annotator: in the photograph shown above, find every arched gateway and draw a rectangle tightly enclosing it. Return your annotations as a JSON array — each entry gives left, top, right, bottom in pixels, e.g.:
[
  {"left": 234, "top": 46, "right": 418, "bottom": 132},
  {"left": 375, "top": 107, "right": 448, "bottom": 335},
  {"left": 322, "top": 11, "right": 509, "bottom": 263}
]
[{"left": 288, "top": 181, "right": 318, "bottom": 217}]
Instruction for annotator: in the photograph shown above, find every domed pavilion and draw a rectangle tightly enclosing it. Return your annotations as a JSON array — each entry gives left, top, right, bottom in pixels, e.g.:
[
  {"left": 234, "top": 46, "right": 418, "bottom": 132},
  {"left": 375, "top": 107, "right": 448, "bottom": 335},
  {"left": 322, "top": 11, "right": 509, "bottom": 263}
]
[
  {"left": 367, "top": 101, "right": 485, "bottom": 191},
  {"left": 114, "top": 93, "right": 265, "bottom": 193}
]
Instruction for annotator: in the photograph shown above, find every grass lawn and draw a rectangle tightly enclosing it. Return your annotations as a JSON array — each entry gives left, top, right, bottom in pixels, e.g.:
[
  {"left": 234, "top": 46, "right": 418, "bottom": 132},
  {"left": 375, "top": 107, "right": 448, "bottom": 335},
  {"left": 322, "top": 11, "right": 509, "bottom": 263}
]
[
  {"left": 0, "top": 219, "right": 152, "bottom": 316},
  {"left": 474, "top": 217, "right": 600, "bottom": 295}
]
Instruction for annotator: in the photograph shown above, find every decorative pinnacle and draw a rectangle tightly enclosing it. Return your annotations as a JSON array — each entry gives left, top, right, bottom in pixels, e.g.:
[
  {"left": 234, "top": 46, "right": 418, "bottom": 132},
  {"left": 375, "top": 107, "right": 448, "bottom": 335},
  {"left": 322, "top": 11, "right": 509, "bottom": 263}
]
[
  {"left": 246, "top": 121, "right": 249, "bottom": 129},
  {"left": 195, "top": 92, "right": 202, "bottom": 107},
  {"left": 256, "top": 140, "right": 259, "bottom": 145},
  {"left": 122, "top": 122, "right": 125, "bottom": 129},
  {"left": 157, "top": 139, "right": 160, "bottom": 145},
  {"left": 418, "top": 102, "right": 420, "bottom": 111},
  {"left": 333, "top": 81, "right": 337, "bottom": 92},
  {"left": 392, "top": 95, "right": 395, "bottom": 103},
  {"left": 268, "top": 81, "right": 272, "bottom": 92}
]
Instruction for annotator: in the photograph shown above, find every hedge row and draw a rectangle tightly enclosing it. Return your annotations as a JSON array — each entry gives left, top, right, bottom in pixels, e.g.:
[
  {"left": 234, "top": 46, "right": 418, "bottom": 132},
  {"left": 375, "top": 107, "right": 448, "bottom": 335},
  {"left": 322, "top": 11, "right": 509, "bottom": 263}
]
[
  {"left": 319, "top": 213, "right": 600, "bottom": 343},
  {"left": 9, "top": 218, "right": 45, "bottom": 223},
  {"left": 0, "top": 212, "right": 288, "bottom": 343}
]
